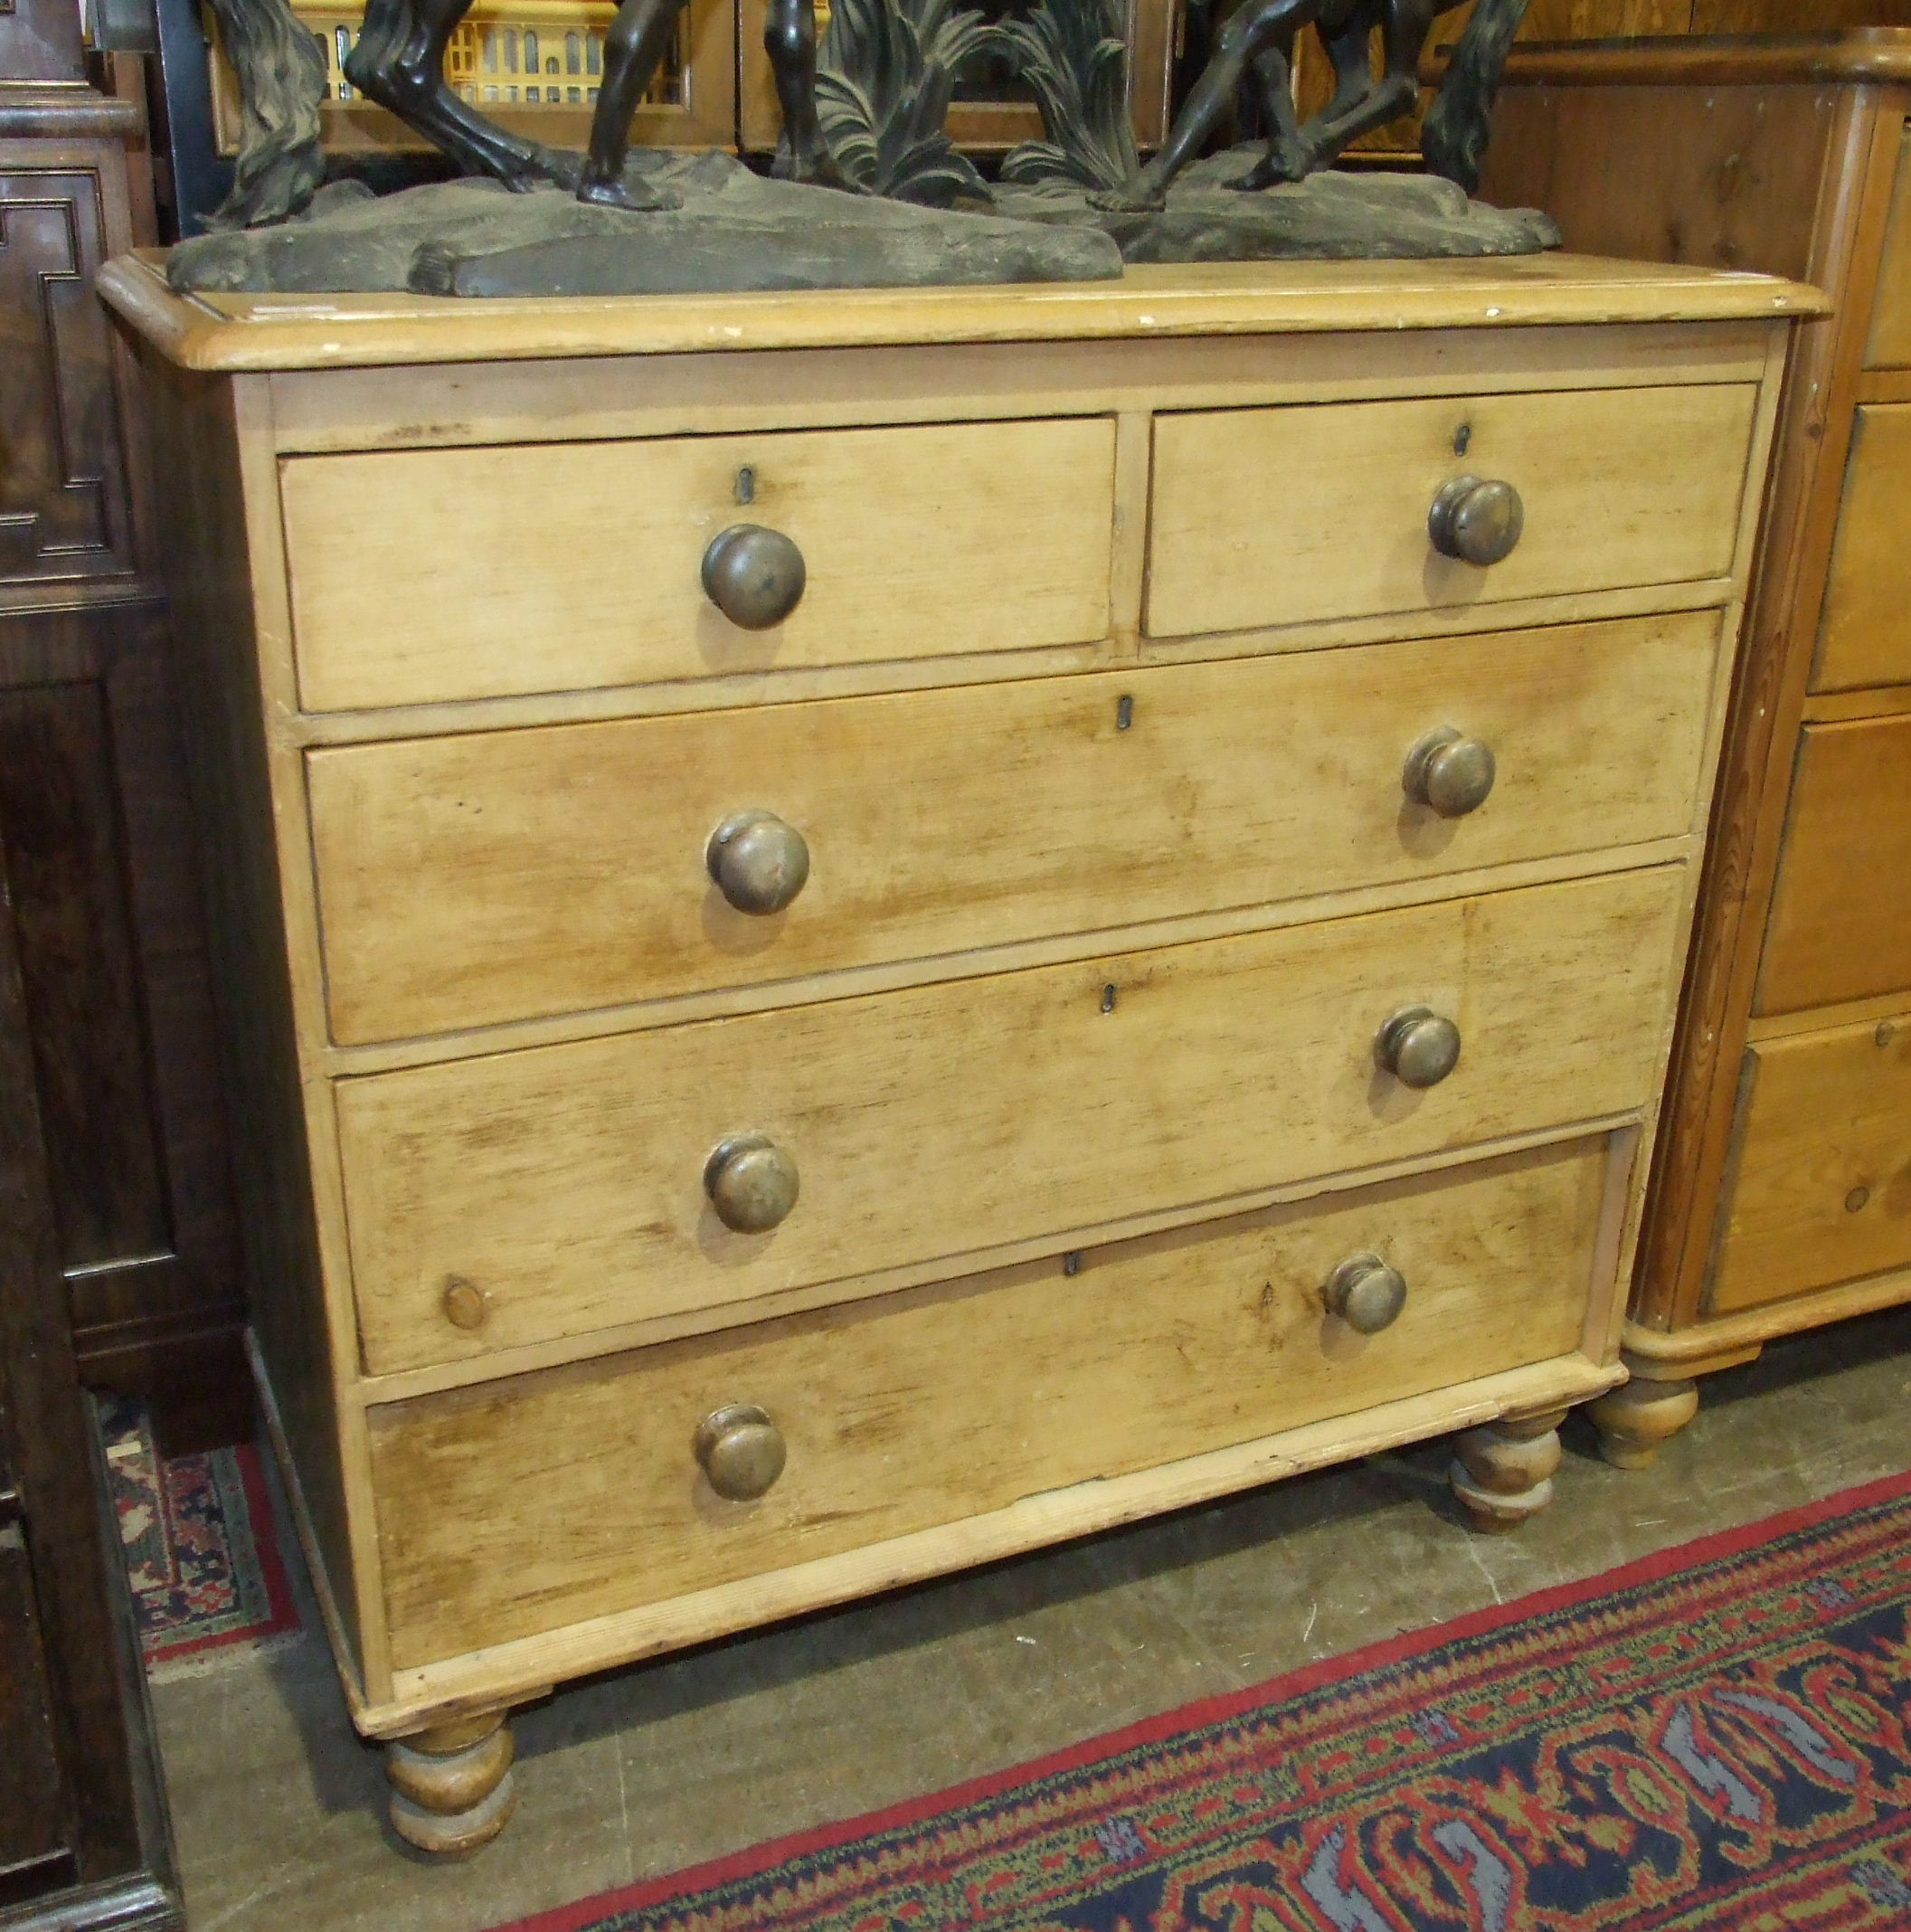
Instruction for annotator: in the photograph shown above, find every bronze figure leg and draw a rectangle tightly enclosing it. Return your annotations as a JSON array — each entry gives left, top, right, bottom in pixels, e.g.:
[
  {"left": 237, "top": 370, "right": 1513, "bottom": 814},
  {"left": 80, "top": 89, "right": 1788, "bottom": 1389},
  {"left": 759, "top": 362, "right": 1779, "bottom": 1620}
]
[
  {"left": 345, "top": 0, "right": 568, "bottom": 186},
  {"left": 1226, "top": 37, "right": 1310, "bottom": 191},
  {"left": 765, "top": 0, "right": 852, "bottom": 187},
  {"left": 1096, "top": 0, "right": 1315, "bottom": 210},
  {"left": 1282, "top": 0, "right": 1426, "bottom": 171},
  {"left": 577, "top": 0, "right": 695, "bottom": 208}
]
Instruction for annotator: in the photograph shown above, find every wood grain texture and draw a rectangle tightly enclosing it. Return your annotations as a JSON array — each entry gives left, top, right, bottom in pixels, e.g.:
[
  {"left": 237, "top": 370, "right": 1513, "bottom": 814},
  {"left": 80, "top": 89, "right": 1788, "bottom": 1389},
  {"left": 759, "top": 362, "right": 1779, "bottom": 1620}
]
[
  {"left": 1865, "top": 121, "right": 1911, "bottom": 367},
  {"left": 369, "top": 1136, "right": 1610, "bottom": 1668},
  {"left": 337, "top": 867, "right": 1685, "bottom": 1376},
  {"left": 98, "top": 253, "right": 1825, "bottom": 376},
  {"left": 1709, "top": 1009, "right": 1911, "bottom": 1313},
  {"left": 1757, "top": 714, "right": 1911, "bottom": 1016},
  {"left": 1813, "top": 402, "right": 1911, "bottom": 689},
  {"left": 1145, "top": 384, "right": 1756, "bottom": 639},
  {"left": 308, "top": 611, "right": 1720, "bottom": 1046},
  {"left": 281, "top": 417, "right": 1116, "bottom": 711}
]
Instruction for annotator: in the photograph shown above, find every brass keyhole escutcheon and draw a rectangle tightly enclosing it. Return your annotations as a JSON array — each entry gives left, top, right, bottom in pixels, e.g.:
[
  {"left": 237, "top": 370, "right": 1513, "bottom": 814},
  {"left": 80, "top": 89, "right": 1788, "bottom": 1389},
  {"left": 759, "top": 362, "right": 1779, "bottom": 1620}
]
[
  {"left": 701, "top": 524, "right": 807, "bottom": 629},
  {"left": 1403, "top": 726, "right": 1497, "bottom": 818},
  {"left": 694, "top": 1403, "right": 786, "bottom": 1501},
  {"left": 707, "top": 810, "right": 810, "bottom": 914},
  {"left": 705, "top": 1132, "right": 799, "bottom": 1233},
  {"left": 1376, "top": 1006, "right": 1462, "bottom": 1089},
  {"left": 1428, "top": 475, "right": 1524, "bottom": 566},
  {"left": 1323, "top": 1253, "right": 1408, "bottom": 1334}
]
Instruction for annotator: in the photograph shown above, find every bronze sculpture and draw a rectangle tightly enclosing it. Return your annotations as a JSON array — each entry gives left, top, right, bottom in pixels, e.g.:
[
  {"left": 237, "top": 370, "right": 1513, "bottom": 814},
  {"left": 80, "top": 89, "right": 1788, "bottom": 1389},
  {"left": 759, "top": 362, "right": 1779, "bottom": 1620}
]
[
  {"left": 1101, "top": 0, "right": 1530, "bottom": 209},
  {"left": 340, "top": 0, "right": 847, "bottom": 208}
]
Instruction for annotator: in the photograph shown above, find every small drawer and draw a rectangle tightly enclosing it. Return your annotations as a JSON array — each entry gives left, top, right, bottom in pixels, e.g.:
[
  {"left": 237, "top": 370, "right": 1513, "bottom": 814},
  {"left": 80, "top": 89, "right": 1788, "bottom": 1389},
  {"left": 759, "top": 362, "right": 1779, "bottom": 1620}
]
[
  {"left": 1710, "top": 1013, "right": 1911, "bottom": 1316},
  {"left": 369, "top": 1134, "right": 1611, "bottom": 1668},
  {"left": 280, "top": 417, "right": 1117, "bottom": 712},
  {"left": 1146, "top": 384, "right": 1755, "bottom": 640},
  {"left": 1812, "top": 405, "right": 1911, "bottom": 693},
  {"left": 1757, "top": 715, "right": 1911, "bottom": 1017},
  {"left": 336, "top": 866, "right": 1684, "bottom": 1375},
  {"left": 308, "top": 611, "right": 1719, "bottom": 1045}
]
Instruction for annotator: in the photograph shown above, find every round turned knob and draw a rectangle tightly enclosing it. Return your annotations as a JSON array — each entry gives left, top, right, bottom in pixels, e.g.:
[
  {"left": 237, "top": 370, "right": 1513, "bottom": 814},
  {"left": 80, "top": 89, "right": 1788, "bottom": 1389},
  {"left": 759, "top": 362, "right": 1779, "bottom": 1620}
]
[
  {"left": 1403, "top": 726, "right": 1497, "bottom": 818},
  {"left": 1376, "top": 1006, "right": 1462, "bottom": 1089},
  {"left": 440, "top": 1276, "right": 489, "bottom": 1331},
  {"left": 1324, "top": 1253, "right": 1408, "bottom": 1334},
  {"left": 706, "top": 810, "right": 809, "bottom": 915},
  {"left": 701, "top": 524, "right": 807, "bottom": 630},
  {"left": 704, "top": 1132, "right": 799, "bottom": 1233},
  {"left": 1427, "top": 476, "right": 1524, "bottom": 566},
  {"left": 694, "top": 1403, "right": 786, "bottom": 1501}
]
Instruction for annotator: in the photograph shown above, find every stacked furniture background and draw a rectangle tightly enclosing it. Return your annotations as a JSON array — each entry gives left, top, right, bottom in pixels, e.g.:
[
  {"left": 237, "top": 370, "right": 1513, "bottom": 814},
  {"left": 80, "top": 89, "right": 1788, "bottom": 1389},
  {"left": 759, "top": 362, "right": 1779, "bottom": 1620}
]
[{"left": 1480, "top": 30, "right": 1911, "bottom": 1463}]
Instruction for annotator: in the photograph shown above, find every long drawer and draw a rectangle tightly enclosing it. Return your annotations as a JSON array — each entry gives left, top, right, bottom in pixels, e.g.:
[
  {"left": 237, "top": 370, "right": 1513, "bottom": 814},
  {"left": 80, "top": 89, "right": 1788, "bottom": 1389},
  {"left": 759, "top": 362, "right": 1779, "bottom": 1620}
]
[
  {"left": 1147, "top": 384, "right": 1755, "bottom": 639},
  {"left": 1710, "top": 1011, "right": 1911, "bottom": 1316},
  {"left": 336, "top": 866, "right": 1684, "bottom": 1375},
  {"left": 1757, "top": 714, "right": 1911, "bottom": 1016},
  {"left": 368, "top": 1134, "right": 1610, "bottom": 1668},
  {"left": 309, "top": 611, "right": 1717, "bottom": 1045},
  {"left": 280, "top": 417, "right": 1118, "bottom": 712}
]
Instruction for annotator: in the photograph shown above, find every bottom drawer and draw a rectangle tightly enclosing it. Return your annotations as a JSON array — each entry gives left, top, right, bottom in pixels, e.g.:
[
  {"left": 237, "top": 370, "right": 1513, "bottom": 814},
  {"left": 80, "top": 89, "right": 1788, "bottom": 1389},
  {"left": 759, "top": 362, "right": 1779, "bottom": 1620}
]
[
  {"left": 372, "top": 1135, "right": 1612, "bottom": 1669},
  {"left": 1709, "top": 1012, "right": 1911, "bottom": 1315}
]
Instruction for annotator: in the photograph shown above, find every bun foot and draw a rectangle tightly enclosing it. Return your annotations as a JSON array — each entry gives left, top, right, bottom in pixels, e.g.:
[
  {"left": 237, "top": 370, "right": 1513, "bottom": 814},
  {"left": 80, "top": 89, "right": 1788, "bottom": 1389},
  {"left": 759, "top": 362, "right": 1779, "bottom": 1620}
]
[
  {"left": 386, "top": 1710, "right": 518, "bottom": 1857},
  {"left": 1588, "top": 1376, "right": 1699, "bottom": 1471},
  {"left": 1449, "top": 1408, "right": 1566, "bottom": 1532}
]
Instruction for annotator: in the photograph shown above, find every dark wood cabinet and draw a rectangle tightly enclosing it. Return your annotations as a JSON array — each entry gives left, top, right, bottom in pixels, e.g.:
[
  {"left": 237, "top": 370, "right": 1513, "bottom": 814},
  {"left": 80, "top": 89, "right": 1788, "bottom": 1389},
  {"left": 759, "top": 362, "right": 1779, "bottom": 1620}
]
[{"left": 4, "top": 4, "right": 245, "bottom": 1451}]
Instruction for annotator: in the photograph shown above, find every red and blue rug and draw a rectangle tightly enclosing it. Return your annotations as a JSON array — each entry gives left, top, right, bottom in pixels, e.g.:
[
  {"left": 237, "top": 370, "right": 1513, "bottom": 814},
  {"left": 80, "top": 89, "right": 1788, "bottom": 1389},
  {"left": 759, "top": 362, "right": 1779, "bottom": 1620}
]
[
  {"left": 99, "top": 1397, "right": 298, "bottom": 1668},
  {"left": 499, "top": 1469, "right": 1911, "bottom": 1932}
]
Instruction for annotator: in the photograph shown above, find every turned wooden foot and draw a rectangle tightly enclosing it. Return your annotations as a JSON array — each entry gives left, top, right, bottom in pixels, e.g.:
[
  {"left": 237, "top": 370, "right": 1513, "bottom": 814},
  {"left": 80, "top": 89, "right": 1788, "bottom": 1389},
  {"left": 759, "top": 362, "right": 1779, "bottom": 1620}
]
[
  {"left": 1588, "top": 1376, "right": 1699, "bottom": 1471},
  {"left": 386, "top": 1709, "right": 517, "bottom": 1857},
  {"left": 1449, "top": 1407, "right": 1566, "bottom": 1532}
]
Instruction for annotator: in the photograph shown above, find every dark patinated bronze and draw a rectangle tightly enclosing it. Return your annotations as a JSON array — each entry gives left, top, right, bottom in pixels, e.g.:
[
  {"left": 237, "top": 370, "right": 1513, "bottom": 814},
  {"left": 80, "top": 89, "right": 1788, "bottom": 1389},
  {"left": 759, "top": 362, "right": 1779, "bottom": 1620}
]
[
  {"left": 702, "top": 524, "right": 808, "bottom": 630},
  {"left": 694, "top": 1403, "right": 788, "bottom": 1500},
  {"left": 1404, "top": 726, "right": 1498, "bottom": 818},
  {"left": 707, "top": 811, "right": 811, "bottom": 915},
  {"left": 1376, "top": 1006, "right": 1463, "bottom": 1089},
  {"left": 1323, "top": 1253, "right": 1408, "bottom": 1333},
  {"left": 705, "top": 1133, "right": 800, "bottom": 1233}
]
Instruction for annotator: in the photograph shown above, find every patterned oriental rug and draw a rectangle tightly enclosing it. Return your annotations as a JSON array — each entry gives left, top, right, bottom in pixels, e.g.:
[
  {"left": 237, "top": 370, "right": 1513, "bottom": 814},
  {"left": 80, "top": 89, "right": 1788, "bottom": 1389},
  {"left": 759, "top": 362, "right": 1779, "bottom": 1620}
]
[
  {"left": 494, "top": 1470, "right": 1911, "bottom": 1932},
  {"left": 99, "top": 1397, "right": 298, "bottom": 1669}
]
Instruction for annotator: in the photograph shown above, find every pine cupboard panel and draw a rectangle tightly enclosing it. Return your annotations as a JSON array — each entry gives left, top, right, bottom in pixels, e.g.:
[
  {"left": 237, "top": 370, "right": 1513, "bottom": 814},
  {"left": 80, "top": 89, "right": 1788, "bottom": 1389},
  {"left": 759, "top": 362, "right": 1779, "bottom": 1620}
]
[
  {"left": 1708, "top": 1015, "right": 1911, "bottom": 1316},
  {"left": 336, "top": 866, "right": 1686, "bottom": 1377},
  {"left": 1812, "top": 405, "right": 1911, "bottom": 692},
  {"left": 279, "top": 417, "right": 1117, "bottom": 712},
  {"left": 1144, "top": 384, "right": 1757, "bottom": 639},
  {"left": 1866, "top": 122, "right": 1911, "bottom": 368},
  {"left": 1757, "top": 716, "right": 1911, "bottom": 1017},
  {"left": 307, "top": 611, "right": 1720, "bottom": 1046},
  {"left": 368, "top": 1135, "right": 1610, "bottom": 1667}
]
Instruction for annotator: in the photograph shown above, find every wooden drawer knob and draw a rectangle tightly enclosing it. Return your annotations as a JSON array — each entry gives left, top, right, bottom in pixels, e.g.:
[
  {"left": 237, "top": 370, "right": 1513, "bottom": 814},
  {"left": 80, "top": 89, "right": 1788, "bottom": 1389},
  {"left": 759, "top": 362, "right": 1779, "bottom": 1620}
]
[
  {"left": 695, "top": 1403, "right": 787, "bottom": 1501},
  {"left": 701, "top": 524, "right": 807, "bottom": 629},
  {"left": 1323, "top": 1253, "right": 1407, "bottom": 1334},
  {"left": 705, "top": 1132, "right": 799, "bottom": 1233},
  {"left": 1376, "top": 1006, "right": 1462, "bottom": 1089},
  {"left": 1403, "top": 726, "right": 1497, "bottom": 818},
  {"left": 706, "top": 810, "right": 809, "bottom": 915},
  {"left": 440, "top": 1276, "right": 489, "bottom": 1331},
  {"left": 1428, "top": 476, "right": 1523, "bottom": 566}
]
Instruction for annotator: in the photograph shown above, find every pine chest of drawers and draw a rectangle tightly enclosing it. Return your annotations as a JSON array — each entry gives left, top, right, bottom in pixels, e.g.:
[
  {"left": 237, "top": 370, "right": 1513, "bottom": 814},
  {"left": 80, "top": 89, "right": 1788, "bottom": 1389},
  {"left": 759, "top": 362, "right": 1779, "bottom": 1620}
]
[{"left": 101, "top": 252, "right": 1814, "bottom": 1854}]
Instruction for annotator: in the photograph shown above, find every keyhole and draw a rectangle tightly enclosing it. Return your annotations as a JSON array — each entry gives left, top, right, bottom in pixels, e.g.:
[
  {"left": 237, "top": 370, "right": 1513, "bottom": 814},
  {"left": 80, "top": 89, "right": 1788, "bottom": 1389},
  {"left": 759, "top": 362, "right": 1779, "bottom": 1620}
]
[
  {"left": 1452, "top": 422, "right": 1472, "bottom": 457},
  {"left": 1101, "top": 983, "right": 1117, "bottom": 1013},
  {"left": 735, "top": 466, "right": 757, "bottom": 505},
  {"left": 1116, "top": 694, "right": 1134, "bottom": 731}
]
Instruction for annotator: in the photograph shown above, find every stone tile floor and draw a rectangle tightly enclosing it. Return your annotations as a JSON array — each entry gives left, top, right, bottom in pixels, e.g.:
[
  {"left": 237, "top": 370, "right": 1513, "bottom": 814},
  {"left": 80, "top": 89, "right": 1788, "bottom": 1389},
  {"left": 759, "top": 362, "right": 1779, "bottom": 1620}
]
[{"left": 154, "top": 1304, "right": 1911, "bottom": 1932}]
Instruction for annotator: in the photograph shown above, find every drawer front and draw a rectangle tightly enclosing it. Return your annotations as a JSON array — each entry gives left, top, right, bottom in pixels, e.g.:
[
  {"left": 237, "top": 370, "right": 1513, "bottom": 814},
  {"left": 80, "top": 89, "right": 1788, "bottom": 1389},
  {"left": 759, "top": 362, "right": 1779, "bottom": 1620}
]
[
  {"left": 1758, "top": 715, "right": 1911, "bottom": 1017},
  {"left": 370, "top": 1135, "right": 1610, "bottom": 1667},
  {"left": 310, "top": 611, "right": 1718, "bottom": 1046},
  {"left": 1146, "top": 384, "right": 1755, "bottom": 639},
  {"left": 1711, "top": 1015, "right": 1911, "bottom": 1316},
  {"left": 337, "top": 867, "right": 1683, "bottom": 1375},
  {"left": 281, "top": 418, "right": 1117, "bottom": 712},
  {"left": 1812, "top": 405, "right": 1911, "bottom": 693}
]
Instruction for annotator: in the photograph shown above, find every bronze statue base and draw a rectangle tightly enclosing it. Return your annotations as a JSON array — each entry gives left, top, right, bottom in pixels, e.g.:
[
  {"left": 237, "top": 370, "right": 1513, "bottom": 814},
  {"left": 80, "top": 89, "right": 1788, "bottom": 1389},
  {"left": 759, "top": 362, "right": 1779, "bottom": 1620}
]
[
  {"left": 999, "top": 152, "right": 1559, "bottom": 263},
  {"left": 165, "top": 153, "right": 1123, "bottom": 298}
]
